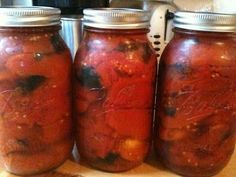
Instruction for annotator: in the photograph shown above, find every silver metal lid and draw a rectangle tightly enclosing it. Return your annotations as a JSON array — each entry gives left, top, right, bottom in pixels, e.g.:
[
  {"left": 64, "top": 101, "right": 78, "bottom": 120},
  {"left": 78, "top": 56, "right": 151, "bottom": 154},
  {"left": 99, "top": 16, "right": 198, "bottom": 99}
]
[
  {"left": 0, "top": 7, "right": 61, "bottom": 27},
  {"left": 174, "top": 11, "right": 236, "bottom": 32},
  {"left": 83, "top": 8, "right": 150, "bottom": 29}
]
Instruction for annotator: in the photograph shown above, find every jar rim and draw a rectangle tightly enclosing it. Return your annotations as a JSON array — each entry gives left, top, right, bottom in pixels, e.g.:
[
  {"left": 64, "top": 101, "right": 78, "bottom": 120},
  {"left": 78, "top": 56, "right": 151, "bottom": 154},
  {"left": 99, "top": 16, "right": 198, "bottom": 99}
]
[
  {"left": 83, "top": 8, "right": 150, "bottom": 29},
  {"left": 0, "top": 6, "right": 61, "bottom": 27},
  {"left": 174, "top": 11, "right": 236, "bottom": 33}
]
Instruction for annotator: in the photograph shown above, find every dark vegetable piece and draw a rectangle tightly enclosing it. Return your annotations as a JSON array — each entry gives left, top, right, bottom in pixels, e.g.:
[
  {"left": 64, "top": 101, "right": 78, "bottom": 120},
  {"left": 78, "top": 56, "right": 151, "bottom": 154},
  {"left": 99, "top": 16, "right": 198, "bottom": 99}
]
[
  {"left": 142, "top": 43, "right": 152, "bottom": 63},
  {"left": 51, "top": 34, "right": 66, "bottom": 53},
  {"left": 16, "top": 75, "right": 46, "bottom": 94},
  {"left": 6, "top": 139, "right": 30, "bottom": 156},
  {"left": 164, "top": 106, "right": 176, "bottom": 117},
  {"left": 220, "top": 130, "right": 233, "bottom": 144},
  {"left": 16, "top": 139, "right": 29, "bottom": 147},
  {"left": 116, "top": 42, "right": 139, "bottom": 52},
  {"left": 99, "top": 153, "right": 119, "bottom": 164},
  {"left": 77, "top": 66, "right": 102, "bottom": 89},
  {"left": 194, "top": 122, "right": 210, "bottom": 137}
]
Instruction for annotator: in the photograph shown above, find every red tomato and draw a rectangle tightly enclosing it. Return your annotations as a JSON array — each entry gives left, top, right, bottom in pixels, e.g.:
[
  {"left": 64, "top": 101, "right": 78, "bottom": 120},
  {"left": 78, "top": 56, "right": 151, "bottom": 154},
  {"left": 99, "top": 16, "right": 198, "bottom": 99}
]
[
  {"left": 5, "top": 52, "right": 71, "bottom": 78},
  {"left": 77, "top": 113, "right": 115, "bottom": 159},
  {"left": 117, "top": 139, "right": 149, "bottom": 162},
  {"left": 105, "top": 109, "right": 152, "bottom": 140},
  {"left": 104, "top": 79, "right": 154, "bottom": 109}
]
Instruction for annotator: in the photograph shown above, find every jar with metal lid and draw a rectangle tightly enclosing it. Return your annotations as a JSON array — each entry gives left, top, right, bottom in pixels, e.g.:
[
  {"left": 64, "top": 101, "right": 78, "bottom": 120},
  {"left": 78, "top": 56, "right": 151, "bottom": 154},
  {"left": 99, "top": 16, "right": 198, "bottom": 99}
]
[
  {"left": 0, "top": 7, "right": 73, "bottom": 175},
  {"left": 74, "top": 8, "right": 157, "bottom": 172},
  {"left": 155, "top": 11, "right": 236, "bottom": 177}
]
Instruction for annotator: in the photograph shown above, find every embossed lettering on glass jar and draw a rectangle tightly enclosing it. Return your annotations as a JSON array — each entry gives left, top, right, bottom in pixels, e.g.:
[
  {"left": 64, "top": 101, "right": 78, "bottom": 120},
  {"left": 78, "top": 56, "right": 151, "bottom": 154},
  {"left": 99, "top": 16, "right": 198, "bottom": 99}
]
[
  {"left": 74, "top": 8, "right": 157, "bottom": 172},
  {"left": 0, "top": 7, "right": 73, "bottom": 175},
  {"left": 155, "top": 11, "right": 236, "bottom": 177}
]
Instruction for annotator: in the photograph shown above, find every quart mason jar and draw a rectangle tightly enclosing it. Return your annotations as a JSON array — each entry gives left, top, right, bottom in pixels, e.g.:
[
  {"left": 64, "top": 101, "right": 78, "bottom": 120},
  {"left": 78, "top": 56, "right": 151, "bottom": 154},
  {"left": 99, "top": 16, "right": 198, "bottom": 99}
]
[
  {"left": 155, "top": 11, "right": 236, "bottom": 177},
  {"left": 0, "top": 7, "right": 73, "bottom": 175},
  {"left": 74, "top": 8, "right": 157, "bottom": 172}
]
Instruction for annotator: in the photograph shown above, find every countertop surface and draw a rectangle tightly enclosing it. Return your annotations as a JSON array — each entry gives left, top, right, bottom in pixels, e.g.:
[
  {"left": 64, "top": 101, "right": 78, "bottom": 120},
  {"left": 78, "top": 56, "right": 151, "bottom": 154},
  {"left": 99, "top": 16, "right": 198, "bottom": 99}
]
[{"left": 0, "top": 150, "right": 235, "bottom": 177}]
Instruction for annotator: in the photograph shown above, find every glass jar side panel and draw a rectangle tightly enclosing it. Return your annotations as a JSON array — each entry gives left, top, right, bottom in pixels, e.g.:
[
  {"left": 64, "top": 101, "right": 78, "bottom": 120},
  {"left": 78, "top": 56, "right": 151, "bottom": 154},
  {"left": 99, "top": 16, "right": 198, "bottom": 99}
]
[
  {"left": 74, "top": 28, "right": 157, "bottom": 172},
  {"left": 0, "top": 28, "right": 73, "bottom": 175},
  {"left": 155, "top": 31, "right": 236, "bottom": 177}
]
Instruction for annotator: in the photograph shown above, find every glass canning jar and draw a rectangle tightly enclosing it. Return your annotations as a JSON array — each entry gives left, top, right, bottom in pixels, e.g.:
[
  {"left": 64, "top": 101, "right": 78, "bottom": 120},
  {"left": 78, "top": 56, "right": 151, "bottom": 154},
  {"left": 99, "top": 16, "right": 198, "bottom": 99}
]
[
  {"left": 74, "top": 8, "right": 157, "bottom": 172},
  {"left": 0, "top": 7, "right": 73, "bottom": 175},
  {"left": 155, "top": 11, "right": 236, "bottom": 177}
]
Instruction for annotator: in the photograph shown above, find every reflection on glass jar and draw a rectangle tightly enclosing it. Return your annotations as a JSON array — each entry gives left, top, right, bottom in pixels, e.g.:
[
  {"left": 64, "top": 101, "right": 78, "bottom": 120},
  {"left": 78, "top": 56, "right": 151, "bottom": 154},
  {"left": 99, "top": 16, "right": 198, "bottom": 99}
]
[
  {"left": 74, "top": 8, "right": 157, "bottom": 172},
  {"left": 0, "top": 7, "right": 73, "bottom": 175},
  {"left": 155, "top": 11, "right": 236, "bottom": 177}
]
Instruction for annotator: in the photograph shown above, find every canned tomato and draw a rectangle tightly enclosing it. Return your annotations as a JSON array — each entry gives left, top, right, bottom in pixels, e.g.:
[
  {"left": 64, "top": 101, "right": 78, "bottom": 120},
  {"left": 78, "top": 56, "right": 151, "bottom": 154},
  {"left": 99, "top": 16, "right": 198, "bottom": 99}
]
[
  {"left": 155, "top": 11, "right": 236, "bottom": 177},
  {"left": 0, "top": 7, "right": 73, "bottom": 175},
  {"left": 74, "top": 8, "right": 157, "bottom": 172}
]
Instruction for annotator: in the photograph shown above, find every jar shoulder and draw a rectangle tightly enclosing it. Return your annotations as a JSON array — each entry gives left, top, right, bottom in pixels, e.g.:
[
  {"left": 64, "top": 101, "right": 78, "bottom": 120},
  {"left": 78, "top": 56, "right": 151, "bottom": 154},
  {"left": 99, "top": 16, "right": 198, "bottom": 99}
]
[{"left": 161, "top": 34, "right": 236, "bottom": 65}]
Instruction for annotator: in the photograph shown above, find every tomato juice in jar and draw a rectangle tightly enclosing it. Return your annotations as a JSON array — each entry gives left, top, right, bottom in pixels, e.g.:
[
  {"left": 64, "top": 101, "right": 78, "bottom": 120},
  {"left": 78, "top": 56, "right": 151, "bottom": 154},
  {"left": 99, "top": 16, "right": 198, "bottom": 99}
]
[
  {"left": 74, "top": 8, "right": 157, "bottom": 172},
  {"left": 155, "top": 11, "right": 236, "bottom": 177},
  {"left": 0, "top": 7, "right": 73, "bottom": 175}
]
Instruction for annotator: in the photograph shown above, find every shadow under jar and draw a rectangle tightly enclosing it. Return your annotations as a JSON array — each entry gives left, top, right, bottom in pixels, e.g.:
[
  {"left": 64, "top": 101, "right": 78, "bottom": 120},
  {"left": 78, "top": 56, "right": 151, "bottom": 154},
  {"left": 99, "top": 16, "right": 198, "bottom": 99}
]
[
  {"left": 0, "top": 7, "right": 73, "bottom": 175},
  {"left": 155, "top": 11, "right": 236, "bottom": 177},
  {"left": 74, "top": 8, "right": 157, "bottom": 172}
]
